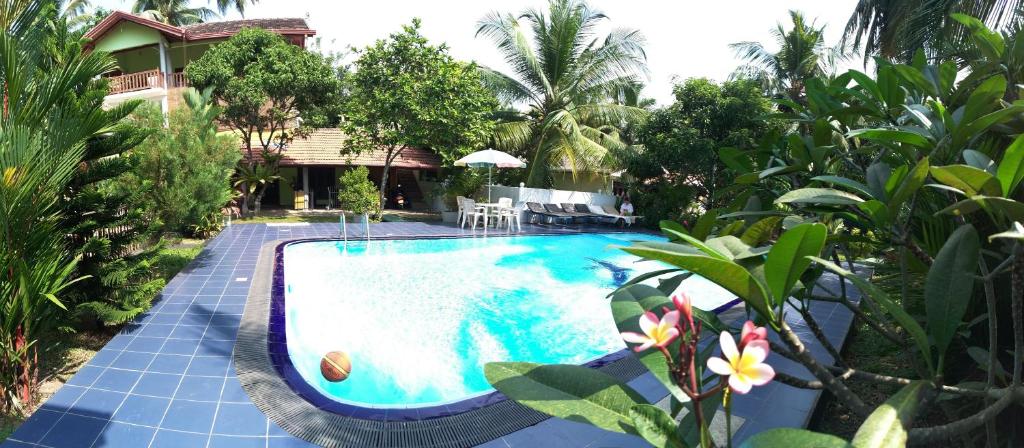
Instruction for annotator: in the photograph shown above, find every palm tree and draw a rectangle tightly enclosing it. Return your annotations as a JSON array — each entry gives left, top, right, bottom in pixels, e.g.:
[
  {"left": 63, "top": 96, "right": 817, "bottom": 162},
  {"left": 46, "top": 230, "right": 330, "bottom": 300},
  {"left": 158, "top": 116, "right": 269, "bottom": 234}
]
[
  {"left": 476, "top": 0, "right": 649, "bottom": 187},
  {"left": 843, "top": 0, "right": 1023, "bottom": 63},
  {"left": 132, "top": 0, "right": 215, "bottom": 25},
  {"left": 730, "top": 10, "right": 847, "bottom": 101},
  {"left": 131, "top": 0, "right": 256, "bottom": 26}
]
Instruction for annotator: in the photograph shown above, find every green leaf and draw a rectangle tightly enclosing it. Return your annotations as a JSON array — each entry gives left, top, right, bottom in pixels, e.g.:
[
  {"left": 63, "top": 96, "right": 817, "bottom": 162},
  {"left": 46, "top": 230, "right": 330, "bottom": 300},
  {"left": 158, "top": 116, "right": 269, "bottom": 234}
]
[
  {"left": 690, "top": 210, "right": 719, "bottom": 240},
  {"left": 961, "top": 75, "right": 1006, "bottom": 126},
  {"left": 925, "top": 225, "right": 980, "bottom": 358},
  {"left": 963, "top": 149, "right": 996, "bottom": 174},
  {"left": 811, "top": 175, "right": 876, "bottom": 199},
  {"left": 996, "top": 133, "right": 1024, "bottom": 196},
  {"left": 629, "top": 404, "right": 687, "bottom": 448},
  {"left": 661, "top": 228, "right": 728, "bottom": 260},
  {"left": 660, "top": 220, "right": 689, "bottom": 240},
  {"left": 847, "top": 128, "right": 931, "bottom": 147},
  {"left": 741, "top": 428, "right": 850, "bottom": 448},
  {"left": 610, "top": 285, "right": 688, "bottom": 401},
  {"left": 704, "top": 235, "right": 754, "bottom": 260},
  {"left": 764, "top": 223, "right": 826, "bottom": 305},
  {"left": 989, "top": 222, "right": 1024, "bottom": 242},
  {"left": 43, "top": 293, "right": 68, "bottom": 311},
  {"left": 658, "top": 272, "right": 691, "bottom": 296},
  {"left": 775, "top": 188, "right": 864, "bottom": 206},
  {"left": 887, "top": 157, "right": 929, "bottom": 216},
  {"left": 851, "top": 382, "right": 928, "bottom": 448},
  {"left": 810, "top": 257, "right": 934, "bottom": 373},
  {"left": 938, "top": 195, "right": 1024, "bottom": 222},
  {"left": 620, "top": 247, "right": 775, "bottom": 324},
  {"left": 484, "top": 362, "right": 643, "bottom": 434},
  {"left": 929, "top": 164, "right": 1002, "bottom": 196},
  {"left": 613, "top": 268, "right": 684, "bottom": 294},
  {"left": 741, "top": 216, "right": 783, "bottom": 246},
  {"left": 866, "top": 162, "right": 892, "bottom": 201}
]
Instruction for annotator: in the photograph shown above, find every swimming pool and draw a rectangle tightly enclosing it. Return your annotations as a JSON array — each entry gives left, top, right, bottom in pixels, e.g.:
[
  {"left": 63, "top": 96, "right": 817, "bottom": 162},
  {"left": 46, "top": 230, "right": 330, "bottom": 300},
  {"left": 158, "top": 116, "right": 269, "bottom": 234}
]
[{"left": 275, "top": 233, "right": 737, "bottom": 414}]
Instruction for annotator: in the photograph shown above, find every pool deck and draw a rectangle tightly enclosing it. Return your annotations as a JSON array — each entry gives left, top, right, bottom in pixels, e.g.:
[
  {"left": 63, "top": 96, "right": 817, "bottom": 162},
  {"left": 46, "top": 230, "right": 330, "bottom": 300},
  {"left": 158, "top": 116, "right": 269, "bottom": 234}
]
[{"left": 3, "top": 222, "right": 859, "bottom": 448}]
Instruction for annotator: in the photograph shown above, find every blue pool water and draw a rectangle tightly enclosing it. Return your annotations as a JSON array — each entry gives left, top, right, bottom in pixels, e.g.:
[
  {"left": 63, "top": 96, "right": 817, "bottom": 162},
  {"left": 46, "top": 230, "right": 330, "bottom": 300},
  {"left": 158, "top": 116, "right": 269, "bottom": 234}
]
[{"left": 282, "top": 233, "right": 736, "bottom": 408}]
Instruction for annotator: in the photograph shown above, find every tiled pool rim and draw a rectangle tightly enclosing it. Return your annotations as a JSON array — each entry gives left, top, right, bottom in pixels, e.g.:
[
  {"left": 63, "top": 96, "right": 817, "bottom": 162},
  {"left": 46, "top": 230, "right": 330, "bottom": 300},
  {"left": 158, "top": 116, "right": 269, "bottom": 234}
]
[{"left": 236, "top": 235, "right": 741, "bottom": 447}]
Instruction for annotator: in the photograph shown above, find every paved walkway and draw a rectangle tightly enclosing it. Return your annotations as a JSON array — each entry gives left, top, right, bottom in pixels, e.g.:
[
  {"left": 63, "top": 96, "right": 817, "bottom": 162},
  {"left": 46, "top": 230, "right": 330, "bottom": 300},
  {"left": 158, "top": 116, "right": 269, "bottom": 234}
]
[{"left": 2, "top": 222, "right": 857, "bottom": 447}]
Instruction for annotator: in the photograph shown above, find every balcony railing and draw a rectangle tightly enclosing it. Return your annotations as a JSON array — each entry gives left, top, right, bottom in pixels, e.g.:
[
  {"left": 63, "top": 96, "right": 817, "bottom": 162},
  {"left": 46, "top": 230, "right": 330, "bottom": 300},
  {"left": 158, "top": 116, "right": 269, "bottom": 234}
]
[{"left": 106, "top": 69, "right": 190, "bottom": 95}]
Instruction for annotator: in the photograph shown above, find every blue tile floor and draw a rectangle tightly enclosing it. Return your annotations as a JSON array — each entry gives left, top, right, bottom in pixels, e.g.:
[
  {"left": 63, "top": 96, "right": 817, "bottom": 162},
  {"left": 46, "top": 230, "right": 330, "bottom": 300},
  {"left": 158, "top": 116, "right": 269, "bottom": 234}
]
[{"left": 2, "top": 221, "right": 857, "bottom": 447}]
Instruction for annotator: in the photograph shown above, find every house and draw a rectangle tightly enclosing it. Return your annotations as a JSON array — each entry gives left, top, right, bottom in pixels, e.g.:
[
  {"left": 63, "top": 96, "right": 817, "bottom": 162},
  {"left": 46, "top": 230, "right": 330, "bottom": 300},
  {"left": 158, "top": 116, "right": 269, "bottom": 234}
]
[
  {"left": 83, "top": 13, "right": 443, "bottom": 210},
  {"left": 83, "top": 11, "right": 315, "bottom": 115},
  {"left": 257, "top": 129, "right": 442, "bottom": 210}
]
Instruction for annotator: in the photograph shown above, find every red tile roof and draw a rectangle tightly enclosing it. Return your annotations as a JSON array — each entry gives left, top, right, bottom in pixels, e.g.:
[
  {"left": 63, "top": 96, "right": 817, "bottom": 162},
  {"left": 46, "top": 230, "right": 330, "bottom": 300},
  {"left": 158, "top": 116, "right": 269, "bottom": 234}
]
[
  {"left": 83, "top": 12, "right": 314, "bottom": 46},
  {"left": 240, "top": 128, "right": 442, "bottom": 169}
]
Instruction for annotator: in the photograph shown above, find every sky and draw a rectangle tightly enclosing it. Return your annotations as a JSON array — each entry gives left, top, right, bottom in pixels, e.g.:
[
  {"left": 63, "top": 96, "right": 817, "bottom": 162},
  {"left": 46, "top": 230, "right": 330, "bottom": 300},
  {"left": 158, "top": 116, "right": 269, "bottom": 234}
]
[{"left": 91, "top": 0, "right": 860, "bottom": 106}]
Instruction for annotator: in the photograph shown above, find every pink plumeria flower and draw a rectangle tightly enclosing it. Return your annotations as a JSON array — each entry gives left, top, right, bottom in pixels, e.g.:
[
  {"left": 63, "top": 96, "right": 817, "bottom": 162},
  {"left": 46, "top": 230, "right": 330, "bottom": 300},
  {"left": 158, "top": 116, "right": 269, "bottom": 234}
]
[
  {"left": 739, "top": 320, "right": 767, "bottom": 350},
  {"left": 621, "top": 311, "right": 680, "bottom": 352},
  {"left": 707, "top": 331, "right": 775, "bottom": 394},
  {"left": 672, "top": 293, "right": 693, "bottom": 326}
]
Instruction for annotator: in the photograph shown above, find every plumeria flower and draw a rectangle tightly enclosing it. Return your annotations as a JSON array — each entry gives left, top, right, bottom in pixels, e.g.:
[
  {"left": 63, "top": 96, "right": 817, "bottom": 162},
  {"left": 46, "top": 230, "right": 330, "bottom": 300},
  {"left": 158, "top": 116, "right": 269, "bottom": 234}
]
[
  {"left": 672, "top": 293, "right": 693, "bottom": 325},
  {"left": 738, "top": 320, "right": 767, "bottom": 350},
  {"left": 621, "top": 311, "right": 680, "bottom": 352},
  {"left": 707, "top": 331, "right": 775, "bottom": 394}
]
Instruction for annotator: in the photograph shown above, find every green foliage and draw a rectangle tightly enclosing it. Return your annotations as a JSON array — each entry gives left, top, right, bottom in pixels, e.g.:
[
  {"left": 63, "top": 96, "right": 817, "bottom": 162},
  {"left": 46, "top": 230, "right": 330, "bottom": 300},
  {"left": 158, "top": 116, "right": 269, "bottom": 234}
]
[
  {"left": 623, "top": 78, "right": 779, "bottom": 220},
  {"left": 0, "top": 0, "right": 123, "bottom": 412},
  {"left": 923, "top": 225, "right": 980, "bottom": 363},
  {"left": 730, "top": 10, "right": 848, "bottom": 100},
  {"left": 484, "top": 362, "right": 644, "bottom": 433},
  {"left": 478, "top": 0, "right": 648, "bottom": 186},
  {"left": 488, "top": 12, "right": 1024, "bottom": 446},
  {"left": 850, "top": 382, "right": 927, "bottom": 448},
  {"left": 111, "top": 89, "right": 240, "bottom": 236},
  {"left": 343, "top": 19, "right": 496, "bottom": 202},
  {"left": 187, "top": 28, "right": 341, "bottom": 214},
  {"left": 337, "top": 166, "right": 380, "bottom": 216}
]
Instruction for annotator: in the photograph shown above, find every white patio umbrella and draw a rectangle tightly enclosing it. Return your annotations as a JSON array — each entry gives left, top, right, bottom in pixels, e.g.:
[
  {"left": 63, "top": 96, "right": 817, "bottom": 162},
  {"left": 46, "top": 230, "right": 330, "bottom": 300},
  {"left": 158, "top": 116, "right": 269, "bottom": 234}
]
[{"left": 454, "top": 149, "right": 527, "bottom": 202}]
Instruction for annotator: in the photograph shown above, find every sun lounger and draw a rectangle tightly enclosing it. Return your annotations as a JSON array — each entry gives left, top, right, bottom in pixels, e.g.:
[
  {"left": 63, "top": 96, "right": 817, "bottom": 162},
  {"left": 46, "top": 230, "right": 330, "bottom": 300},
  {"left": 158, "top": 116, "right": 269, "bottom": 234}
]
[
  {"left": 526, "top": 202, "right": 572, "bottom": 224},
  {"left": 588, "top": 205, "right": 642, "bottom": 226},
  {"left": 559, "top": 203, "right": 593, "bottom": 218}
]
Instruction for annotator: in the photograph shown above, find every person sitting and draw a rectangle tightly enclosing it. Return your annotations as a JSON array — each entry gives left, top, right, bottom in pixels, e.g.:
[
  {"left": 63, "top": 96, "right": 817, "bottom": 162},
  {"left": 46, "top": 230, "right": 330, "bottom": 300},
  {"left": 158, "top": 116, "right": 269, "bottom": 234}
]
[{"left": 619, "top": 196, "right": 634, "bottom": 216}]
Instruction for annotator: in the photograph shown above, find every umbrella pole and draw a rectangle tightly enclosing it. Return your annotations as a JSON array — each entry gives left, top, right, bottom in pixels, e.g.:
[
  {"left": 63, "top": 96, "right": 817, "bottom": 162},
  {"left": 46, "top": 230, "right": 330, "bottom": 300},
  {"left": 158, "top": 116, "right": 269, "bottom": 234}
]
[{"left": 488, "top": 166, "right": 492, "bottom": 202}]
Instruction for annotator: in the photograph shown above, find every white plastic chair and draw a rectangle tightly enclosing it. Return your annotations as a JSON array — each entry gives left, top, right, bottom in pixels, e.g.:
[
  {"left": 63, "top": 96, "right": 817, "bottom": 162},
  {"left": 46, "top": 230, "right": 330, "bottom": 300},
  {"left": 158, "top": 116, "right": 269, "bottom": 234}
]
[
  {"left": 456, "top": 196, "right": 467, "bottom": 226},
  {"left": 499, "top": 201, "right": 521, "bottom": 232},
  {"left": 461, "top": 198, "right": 488, "bottom": 229}
]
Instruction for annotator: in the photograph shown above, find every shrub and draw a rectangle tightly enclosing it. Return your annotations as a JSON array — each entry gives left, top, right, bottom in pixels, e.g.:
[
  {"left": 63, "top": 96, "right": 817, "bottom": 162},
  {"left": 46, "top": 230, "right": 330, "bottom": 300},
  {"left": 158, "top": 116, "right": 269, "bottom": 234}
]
[
  {"left": 114, "top": 88, "right": 240, "bottom": 236},
  {"left": 337, "top": 166, "right": 381, "bottom": 216}
]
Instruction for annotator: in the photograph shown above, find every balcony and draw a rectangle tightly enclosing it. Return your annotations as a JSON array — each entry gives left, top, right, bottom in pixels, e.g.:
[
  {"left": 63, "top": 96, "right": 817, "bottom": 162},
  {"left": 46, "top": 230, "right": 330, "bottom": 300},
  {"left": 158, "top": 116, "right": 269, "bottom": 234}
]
[{"left": 106, "top": 69, "right": 188, "bottom": 95}]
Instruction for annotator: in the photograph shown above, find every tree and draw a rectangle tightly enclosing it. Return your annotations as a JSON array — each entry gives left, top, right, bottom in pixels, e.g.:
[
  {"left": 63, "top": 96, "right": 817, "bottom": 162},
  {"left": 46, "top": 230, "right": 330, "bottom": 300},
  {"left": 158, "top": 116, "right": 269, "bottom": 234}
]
[
  {"left": 843, "top": 0, "right": 1022, "bottom": 63},
  {"left": 730, "top": 10, "right": 847, "bottom": 101},
  {"left": 1, "top": 0, "right": 140, "bottom": 411},
  {"left": 342, "top": 19, "right": 496, "bottom": 205},
  {"left": 477, "top": 0, "right": 649, "bottom": 187},
  {"left": 620, "top": 78, "right": 778, "bottom": 222},
  {"left": 132, "top": 0, "right": 216, "bottom": 25},
  {"left": 187, "top": 27, "right": 340, "bottom": 214},
  {"left": 112, "top": 88, "right": 239, "bottom": 235},
  {"left": 131, "top": 0, "right": 257, "bottom": 25}
]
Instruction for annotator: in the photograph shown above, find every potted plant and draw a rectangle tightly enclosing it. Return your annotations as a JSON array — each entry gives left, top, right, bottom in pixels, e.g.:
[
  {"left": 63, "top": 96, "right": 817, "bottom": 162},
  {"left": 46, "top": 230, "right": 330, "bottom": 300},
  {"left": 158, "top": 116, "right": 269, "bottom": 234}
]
[{"left": 337, "top": 166, "right": 381, "bottom": 224}]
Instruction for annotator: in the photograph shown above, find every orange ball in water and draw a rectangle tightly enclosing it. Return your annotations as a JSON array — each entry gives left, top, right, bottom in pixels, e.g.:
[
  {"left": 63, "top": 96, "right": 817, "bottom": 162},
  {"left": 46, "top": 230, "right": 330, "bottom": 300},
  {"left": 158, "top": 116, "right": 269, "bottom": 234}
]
[{"left": 320, "top": 351, "right": 352, "bottom": 382}]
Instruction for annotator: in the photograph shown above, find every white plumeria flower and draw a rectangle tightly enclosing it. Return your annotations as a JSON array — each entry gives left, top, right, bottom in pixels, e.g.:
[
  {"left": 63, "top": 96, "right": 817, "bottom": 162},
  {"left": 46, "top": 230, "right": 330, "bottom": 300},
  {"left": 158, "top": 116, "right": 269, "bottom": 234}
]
[
  {"left": 620, "top": 311, "right": 680, "bottom": 352},
  {"left": 706, "top": 330, "right": 775, "bottom": 394}
]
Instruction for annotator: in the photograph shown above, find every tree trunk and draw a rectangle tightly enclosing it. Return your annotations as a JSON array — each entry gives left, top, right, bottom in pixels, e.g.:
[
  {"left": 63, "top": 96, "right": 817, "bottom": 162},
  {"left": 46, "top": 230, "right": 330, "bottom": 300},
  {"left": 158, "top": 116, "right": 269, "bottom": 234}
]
[{"left": 378, "top": 147, "right": 397, "bottom": 214}]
